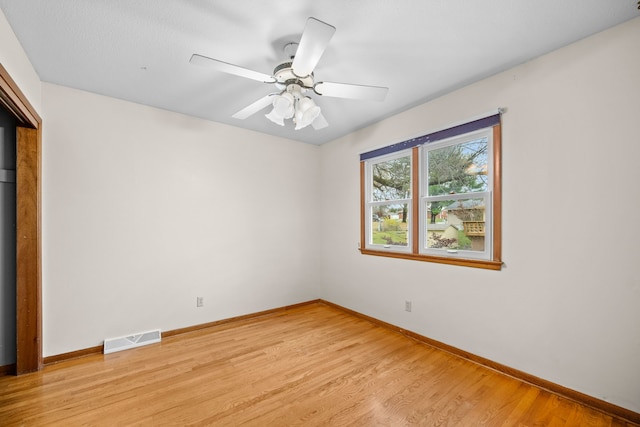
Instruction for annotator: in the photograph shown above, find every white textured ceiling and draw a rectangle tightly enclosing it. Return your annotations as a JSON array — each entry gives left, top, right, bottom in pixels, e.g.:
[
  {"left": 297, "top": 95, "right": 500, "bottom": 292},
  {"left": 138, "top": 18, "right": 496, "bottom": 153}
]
[{"left": 1, "top": 1, "right": 638, "bottom": 145}]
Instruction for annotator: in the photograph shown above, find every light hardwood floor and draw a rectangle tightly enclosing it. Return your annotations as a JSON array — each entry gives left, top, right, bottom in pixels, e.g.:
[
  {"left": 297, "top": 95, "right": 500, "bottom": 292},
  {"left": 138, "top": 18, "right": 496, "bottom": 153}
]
[{"left": 0, "top": 302, "right": 637, "bottom": 426}]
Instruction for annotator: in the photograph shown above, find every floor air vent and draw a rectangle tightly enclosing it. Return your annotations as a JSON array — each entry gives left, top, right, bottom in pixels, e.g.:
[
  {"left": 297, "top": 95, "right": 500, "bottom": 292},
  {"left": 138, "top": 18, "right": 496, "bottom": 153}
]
[{"left": 103, "top": 329, "right": 161, "bottom": 354}]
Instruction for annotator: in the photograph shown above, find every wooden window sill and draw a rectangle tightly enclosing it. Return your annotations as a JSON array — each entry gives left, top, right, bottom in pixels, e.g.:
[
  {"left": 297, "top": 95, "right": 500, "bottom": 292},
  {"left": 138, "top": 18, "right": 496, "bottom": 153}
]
[{"left": 359, "top": 248, "right": 502, "bottom": 270}]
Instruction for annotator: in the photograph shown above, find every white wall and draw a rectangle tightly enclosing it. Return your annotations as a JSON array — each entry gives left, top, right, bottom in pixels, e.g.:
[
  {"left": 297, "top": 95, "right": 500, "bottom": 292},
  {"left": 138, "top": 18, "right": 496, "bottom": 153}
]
[
  {"left": 319, "top": 17, "right": 640, "bottom": 412},
  {"left": 42, "top": 83, "right": 321, "bottom": 356},
  {"left": 0, "top": 8, "right": 41, "bottom": 113}
]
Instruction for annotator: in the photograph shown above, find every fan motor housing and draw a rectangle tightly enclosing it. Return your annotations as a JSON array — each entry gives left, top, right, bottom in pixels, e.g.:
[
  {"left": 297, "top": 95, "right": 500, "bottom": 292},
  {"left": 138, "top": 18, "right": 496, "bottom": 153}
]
[{"left": 273, "top": 61, "right": 314, "bottom": 90}]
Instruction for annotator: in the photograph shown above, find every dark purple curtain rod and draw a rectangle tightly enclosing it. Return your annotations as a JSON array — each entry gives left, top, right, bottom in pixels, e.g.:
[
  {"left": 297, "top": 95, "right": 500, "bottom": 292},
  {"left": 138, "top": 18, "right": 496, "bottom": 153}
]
[{"left": 360, "top": 113, "right": 500, "bottom": 161}]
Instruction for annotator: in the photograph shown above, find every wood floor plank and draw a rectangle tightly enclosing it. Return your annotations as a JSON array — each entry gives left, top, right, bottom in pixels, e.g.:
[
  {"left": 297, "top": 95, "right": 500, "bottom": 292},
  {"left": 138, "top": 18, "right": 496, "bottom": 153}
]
[{"left": 0, "top": 302, "right": 637, "bottom": 426}]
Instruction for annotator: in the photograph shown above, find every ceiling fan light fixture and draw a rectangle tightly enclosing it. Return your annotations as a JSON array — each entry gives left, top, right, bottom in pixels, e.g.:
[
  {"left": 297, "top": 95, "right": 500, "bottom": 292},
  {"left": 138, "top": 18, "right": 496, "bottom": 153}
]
[
  {"left": 265, "top": 107, "right": 285, "bottom": 126},
  {"left": 273, "top": 92, "right": 295, "bottom": 119},
  {"left": 294, "top": 97, "right": 321, "bottom": 130},
  {"left": 311, "top": 112, "right": 329, "bottom": 130}
]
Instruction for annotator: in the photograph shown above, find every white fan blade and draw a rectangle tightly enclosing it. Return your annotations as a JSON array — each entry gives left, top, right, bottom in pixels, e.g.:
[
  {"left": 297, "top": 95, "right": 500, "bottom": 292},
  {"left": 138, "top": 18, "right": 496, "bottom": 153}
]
[
  {"left": 291, "top": 18, "right": 336, "bottom": 77},
  {"left": 232, "top": 94, "right": 276, "bottom": 119},
  {"left": 312, "top": 112, "right": 329, "bottom": 130},
  {"left": 314, "top": 81, "right": 389, "bottom": 102},
  {"left": 190, "top": 54, "right": 275, "bottom": 83}
]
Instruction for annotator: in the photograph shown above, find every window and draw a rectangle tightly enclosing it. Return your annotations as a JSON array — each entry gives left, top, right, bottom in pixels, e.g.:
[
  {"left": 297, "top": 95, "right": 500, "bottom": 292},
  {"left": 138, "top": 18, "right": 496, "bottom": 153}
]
[
  {"left": 365, "top": 152, "right": 412, "bottom": 251},
  {"left": 360, "top": 113, "right": 502, "bottom": 270}
]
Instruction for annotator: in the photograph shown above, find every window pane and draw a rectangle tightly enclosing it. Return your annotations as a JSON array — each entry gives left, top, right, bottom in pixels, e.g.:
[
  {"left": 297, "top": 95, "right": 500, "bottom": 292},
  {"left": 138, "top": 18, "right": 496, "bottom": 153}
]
[
  {"left": 427, "top": 137, "right": 488, "bottom": 196},
  {"left": 371, "top": 155, "right": 411, "bottom": 201},
  {"left": 371, "top": 204, "right": 409, "bottom": 247},
  {"left": 426, "top": 198, "right": 485, "bottom": 251}
]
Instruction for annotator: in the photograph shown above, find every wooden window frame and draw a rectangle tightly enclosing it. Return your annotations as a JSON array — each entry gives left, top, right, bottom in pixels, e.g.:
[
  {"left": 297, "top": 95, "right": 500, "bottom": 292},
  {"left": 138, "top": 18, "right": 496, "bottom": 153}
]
[{"left": 360, "top": 124, "right": 502, "bottom": 270}]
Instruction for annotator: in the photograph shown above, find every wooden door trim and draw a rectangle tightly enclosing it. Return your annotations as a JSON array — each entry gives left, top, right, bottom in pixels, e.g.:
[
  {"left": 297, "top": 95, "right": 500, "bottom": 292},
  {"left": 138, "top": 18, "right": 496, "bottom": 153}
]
[
  {"left": 0, "top": 63, "right": 42, "bottom": 374},
  {"left": 0, "top": 65, "right": 40, "bottom": 128}
]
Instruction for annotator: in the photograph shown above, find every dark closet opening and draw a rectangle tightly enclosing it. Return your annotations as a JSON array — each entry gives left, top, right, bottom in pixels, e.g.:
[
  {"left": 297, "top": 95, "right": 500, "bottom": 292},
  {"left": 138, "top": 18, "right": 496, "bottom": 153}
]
[{"left": 0, "top": 105, "right": 17, "bottom": 367}]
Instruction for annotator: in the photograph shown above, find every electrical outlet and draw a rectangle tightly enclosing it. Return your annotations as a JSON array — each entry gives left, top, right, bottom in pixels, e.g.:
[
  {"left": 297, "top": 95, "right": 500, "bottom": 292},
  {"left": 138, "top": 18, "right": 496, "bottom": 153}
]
[
  {"left": 196, "top": 296, "right": 204, "bottom": 307},
  {"left": 405, "top": 300, "right": 412, "bottom": 312}
]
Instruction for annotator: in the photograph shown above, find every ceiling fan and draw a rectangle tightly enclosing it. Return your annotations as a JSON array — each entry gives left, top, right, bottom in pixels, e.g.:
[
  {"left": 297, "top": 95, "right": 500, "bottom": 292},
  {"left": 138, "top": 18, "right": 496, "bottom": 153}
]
[{"left": 190, "top": 17, "right": 389, "bottom": 130}]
